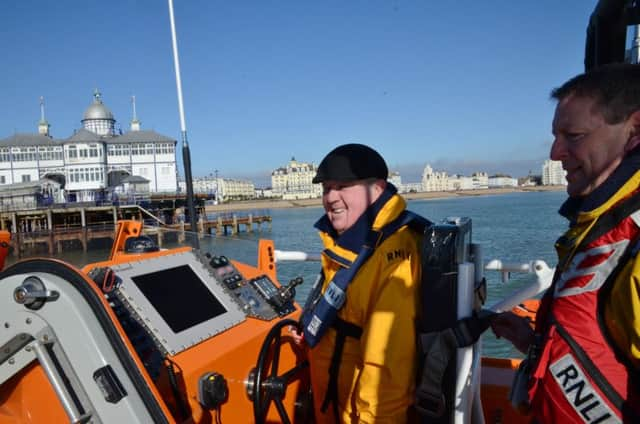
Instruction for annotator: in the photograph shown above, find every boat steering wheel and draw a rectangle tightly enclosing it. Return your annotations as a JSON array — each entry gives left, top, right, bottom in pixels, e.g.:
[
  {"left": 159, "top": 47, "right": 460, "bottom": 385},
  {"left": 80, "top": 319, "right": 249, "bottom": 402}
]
[{"left": 251, "top": 319, "right": 309, "bottom": 424}]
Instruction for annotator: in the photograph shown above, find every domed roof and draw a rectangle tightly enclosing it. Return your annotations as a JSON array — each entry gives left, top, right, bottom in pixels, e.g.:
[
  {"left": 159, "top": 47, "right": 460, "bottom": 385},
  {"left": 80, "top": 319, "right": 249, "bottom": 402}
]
[{"left": 82, "top": 90, "right": 114, "bottom": 121}]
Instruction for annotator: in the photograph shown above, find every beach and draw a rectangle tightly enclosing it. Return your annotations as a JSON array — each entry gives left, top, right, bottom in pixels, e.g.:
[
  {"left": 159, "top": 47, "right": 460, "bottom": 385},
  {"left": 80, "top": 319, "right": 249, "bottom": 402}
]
[{"left": 205, "top": 185, "right": 566, "bottom": 213}]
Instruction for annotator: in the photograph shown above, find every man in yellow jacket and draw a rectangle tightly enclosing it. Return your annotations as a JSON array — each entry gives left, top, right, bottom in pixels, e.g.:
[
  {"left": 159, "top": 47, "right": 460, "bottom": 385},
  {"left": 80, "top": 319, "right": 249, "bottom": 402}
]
[{"left": 300, "top": 143, "right": 428, "bottom": 423}]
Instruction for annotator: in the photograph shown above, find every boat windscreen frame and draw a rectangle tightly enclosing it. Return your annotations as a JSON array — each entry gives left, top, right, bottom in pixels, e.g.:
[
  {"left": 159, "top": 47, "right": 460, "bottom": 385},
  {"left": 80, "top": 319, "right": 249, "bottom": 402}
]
[{"left": 110, "top": 250, "right": 246, "bottom": 356}]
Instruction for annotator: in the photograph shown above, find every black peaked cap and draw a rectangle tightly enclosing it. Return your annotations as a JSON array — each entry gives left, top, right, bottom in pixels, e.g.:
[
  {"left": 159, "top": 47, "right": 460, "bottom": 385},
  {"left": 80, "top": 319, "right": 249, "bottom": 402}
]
[{"left": 313, "top": 143, "right": 388, "bottom": 184}]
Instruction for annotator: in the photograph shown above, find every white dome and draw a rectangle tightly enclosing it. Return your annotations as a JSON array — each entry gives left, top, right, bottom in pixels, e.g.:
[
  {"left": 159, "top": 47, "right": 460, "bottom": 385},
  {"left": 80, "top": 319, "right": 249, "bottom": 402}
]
[
  {"left": 82, "top": 103, "right": 114, "bottom": 121},
  {"left": 81, "top": 90, "right": 115, "bottom": 122}
]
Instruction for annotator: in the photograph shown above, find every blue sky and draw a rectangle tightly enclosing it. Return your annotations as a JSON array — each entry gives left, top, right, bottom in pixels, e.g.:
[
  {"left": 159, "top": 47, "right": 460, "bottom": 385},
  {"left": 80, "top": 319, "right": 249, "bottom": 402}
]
[{"left": 1, "top": 1, "right": 601, "bottom": 186}]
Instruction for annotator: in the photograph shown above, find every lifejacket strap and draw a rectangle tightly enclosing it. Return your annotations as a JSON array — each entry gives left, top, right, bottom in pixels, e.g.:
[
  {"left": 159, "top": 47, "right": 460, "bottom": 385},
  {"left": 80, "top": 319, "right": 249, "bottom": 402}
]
[
  {"left": 415, "top": 310, "right": 495, "bottom": 418},
  {"left": 415, "top": 329, "right": 457, "bottom": 418},
  {"left": 320, "top": 318, "right": 362, "bottom": 420},
  {"left": 551, "top": 316, "right": 640, "bottom": 422}
]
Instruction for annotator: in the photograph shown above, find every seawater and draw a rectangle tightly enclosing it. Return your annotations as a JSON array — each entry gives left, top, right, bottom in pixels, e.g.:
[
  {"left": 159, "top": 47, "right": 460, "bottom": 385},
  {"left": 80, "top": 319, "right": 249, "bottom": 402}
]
[{"left": 18, "top": 190, "right": 568, "bottom": 359}]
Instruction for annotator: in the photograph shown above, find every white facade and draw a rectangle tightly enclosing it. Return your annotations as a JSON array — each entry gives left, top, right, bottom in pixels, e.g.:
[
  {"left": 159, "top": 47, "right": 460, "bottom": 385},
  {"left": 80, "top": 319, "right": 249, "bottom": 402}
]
[
  {"left": 470, "top": 172, "right": 489, "bottom": 189},
  {"left": 255, "top": 188, "right": 276, "bottom": 198},
  {"left": 180, "top": 177, "right": 255, "bottom": 202},
  {"left": 421, "top": 164, "right": 449, "bottom": 192},
  {"left": 447, "top": 175, "right": 475, "bottom": 191},
  {"left": 0, "top": 91, "right": 178, "bottom": 203},
  {"left": 542, "top": 159, "right": 567, "bottom": 185},
  {"left": 271, "top": 157, "right": 321, "bottom": 199},
  {"left": 191, "top": 176, "right": 219, "bottom": 195},
  {"left": 216, "top": 178, "right": 255, "bottom": 201},
  {"left": 488, "top": 176, "right": 518, "bottom": 187},
  {"left": 421, "top": 164, "right": 489, "bottom": 192},
  {"left": 401, "top": 182, "right": 423, "bottom": 193},
  {"left": 388, "top": 171, "right": 402, "bottom": 188}
]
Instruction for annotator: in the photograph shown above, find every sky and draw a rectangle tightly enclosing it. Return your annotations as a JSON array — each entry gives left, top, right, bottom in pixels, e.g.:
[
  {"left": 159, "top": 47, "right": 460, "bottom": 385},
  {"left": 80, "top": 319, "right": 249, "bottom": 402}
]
[{"left": 0, "top": 1, "right": 604, "bottom": 187}]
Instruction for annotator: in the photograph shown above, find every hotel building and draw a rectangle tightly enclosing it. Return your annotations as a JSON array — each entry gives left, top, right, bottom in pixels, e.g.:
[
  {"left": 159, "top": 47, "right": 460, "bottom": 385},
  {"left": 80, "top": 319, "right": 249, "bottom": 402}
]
[{"left": 271, "top": 157, "right": 321, "bottom": 200}]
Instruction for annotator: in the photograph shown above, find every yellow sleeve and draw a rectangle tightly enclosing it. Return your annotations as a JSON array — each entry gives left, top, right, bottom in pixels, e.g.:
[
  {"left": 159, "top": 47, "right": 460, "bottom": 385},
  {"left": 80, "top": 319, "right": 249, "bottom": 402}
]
[
  {"left": 604, "top": 256, "right": 640, "bottom": 370},
  {"left": 355, "top": 238, "right": 421, "bottom": 423}
]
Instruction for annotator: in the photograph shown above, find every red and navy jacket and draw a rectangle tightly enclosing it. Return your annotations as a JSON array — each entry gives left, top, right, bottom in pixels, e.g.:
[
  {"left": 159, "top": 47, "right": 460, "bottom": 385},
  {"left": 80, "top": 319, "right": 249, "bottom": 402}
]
[{"left": 529, "top": 152, "right": 640, "bottom": 423}]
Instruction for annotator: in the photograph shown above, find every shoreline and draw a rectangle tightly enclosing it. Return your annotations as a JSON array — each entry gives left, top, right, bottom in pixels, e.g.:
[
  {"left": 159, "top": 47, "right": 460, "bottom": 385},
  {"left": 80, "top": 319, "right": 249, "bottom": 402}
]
[{"left": 205, "top": 185, "right": 566, "bottom": 213}]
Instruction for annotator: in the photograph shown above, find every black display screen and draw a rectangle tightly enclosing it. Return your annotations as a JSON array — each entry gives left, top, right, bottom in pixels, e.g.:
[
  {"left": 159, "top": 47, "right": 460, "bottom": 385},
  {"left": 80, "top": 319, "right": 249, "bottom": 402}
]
[{"left": 131, "top": 265, "right": 227, "bottom": 333}]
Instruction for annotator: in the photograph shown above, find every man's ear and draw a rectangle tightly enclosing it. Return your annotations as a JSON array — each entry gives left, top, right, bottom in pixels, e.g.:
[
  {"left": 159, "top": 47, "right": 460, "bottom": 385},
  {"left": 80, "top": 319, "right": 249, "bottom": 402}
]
[
  {"left": 368, "top": 179, "right": 386, "bottom": 199},
  {"left": 625, "top": 110, "right": 640, "bottom": 153}
]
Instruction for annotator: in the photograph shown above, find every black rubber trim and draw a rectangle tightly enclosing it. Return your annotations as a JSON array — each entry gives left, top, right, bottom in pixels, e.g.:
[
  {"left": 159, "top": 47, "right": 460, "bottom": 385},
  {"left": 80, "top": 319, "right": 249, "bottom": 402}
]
[{"left": 0, "top": 259, "right": 169, "bottom": 423}]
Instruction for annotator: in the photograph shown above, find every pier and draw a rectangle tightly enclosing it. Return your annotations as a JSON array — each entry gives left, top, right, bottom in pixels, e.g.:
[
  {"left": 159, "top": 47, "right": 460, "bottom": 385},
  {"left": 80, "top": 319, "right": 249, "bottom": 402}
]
[{"left": 0, "top": 205, "right": 271, "bottom": 257}]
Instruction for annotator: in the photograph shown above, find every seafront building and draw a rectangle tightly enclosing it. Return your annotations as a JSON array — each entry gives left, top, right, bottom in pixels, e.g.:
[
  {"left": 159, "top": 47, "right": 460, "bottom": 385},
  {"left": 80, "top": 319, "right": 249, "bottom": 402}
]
[
  {"left": 388, "top": 171, "right": 402, "bottom": 188},
  {"left": 180, "top": 176, "right": 256, "bottom": 202},
  {"left": 488, "top": 175, "right": 518, "bottom": 188},
  {"left": 421, "top": 164, "right": 489, "bottom": 192},
  {"left": 421, "top": 165, "right": 448, "bottom": 192},
  {"left": 542, "top": 159, "right": 567, "bottom": 186},
  {"left": 271, "top": 157, "right": 321, "bottom": 200},
  {"left": 0, "top": 91, "right": 178, "bottom": 204}
]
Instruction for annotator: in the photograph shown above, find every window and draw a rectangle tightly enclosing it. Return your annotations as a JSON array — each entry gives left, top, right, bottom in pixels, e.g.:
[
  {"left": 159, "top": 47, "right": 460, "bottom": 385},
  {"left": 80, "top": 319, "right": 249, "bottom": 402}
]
[
  {"left": 0, "top": 176, "right": 5, "bottom": 184},
  {"left": 68, "top": 146, "right": 77, "bottom": 159},
  {"left": 89, "top": 144, "right": 99, "bottom": 158},
  {"left": 145, "top": 144, "right": 154, "bottom": 155},
  {"left": 21, "top": 175, "right": 30, "bottom": 182}
]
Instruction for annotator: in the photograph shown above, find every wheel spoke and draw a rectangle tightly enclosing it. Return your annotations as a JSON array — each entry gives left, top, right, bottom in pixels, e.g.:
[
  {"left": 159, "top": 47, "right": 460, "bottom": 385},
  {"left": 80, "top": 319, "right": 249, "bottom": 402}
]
[
  {"left": 280, "top": 360, "right": 309, "bottom": 383},
  {"left": 252, "top": 319, "right": 307, "bottom": 424},
  {"left": 271, "top": 332, "right": 282, "bottom": 375},
  {"left": 259, "top": 391, "right": 272, "bottom": 414},
  {"left": 274, "top": 398, "right": 291, "bottom": 424}
]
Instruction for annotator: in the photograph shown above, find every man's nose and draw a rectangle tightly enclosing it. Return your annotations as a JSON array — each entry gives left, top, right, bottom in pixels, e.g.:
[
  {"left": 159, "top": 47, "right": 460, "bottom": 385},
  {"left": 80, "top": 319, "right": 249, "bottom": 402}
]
[
  {"left": 324, "top": 187, "right": 339, "bottom": 198},
  {"left": 549, "top": 137, "right": 567, "bottom": 161}
]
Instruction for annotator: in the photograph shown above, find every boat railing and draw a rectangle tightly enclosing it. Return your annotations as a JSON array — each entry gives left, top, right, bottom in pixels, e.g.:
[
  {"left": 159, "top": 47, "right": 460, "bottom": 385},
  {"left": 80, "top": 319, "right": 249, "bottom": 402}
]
[
  {"left": 484, "top": 259, "right": 554, "bottom": 312},
  {"left": 274, "top": 249, "right": 555, "bottom": 314}
]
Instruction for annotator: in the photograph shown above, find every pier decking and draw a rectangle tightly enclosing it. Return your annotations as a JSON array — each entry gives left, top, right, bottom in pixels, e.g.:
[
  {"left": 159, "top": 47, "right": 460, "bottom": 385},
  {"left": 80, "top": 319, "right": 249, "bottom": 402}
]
[{"left": 1, "top": 205, "right": 272, "bottom": 257}]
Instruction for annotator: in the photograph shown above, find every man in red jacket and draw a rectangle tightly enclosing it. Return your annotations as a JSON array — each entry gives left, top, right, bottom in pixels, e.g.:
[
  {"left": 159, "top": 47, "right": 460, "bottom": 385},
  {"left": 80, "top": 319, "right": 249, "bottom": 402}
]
[{"left": 492, "top": 64, "right": 640, "bottom": 422}]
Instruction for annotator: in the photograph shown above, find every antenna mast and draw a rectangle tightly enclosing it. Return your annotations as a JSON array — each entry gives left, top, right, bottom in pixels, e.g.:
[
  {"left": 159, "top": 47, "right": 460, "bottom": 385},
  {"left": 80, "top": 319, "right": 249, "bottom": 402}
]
[{"left": 168, "top": 0, "right": 199, "bottom": 247}]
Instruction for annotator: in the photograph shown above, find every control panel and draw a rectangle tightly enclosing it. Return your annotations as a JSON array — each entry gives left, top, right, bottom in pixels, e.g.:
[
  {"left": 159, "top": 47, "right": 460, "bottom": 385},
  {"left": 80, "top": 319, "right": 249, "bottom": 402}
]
[
  {"left": 88, "top": 249, "right": 302, "bottom": 373},
  {"left": 206, "top": 253, "right": 300, "bottom": 320}
]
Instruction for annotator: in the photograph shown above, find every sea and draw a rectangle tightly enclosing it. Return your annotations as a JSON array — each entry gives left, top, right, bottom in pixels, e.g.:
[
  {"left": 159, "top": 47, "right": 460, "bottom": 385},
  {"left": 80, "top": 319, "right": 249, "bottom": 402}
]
[{"left": 10, "top": 190, "right": 568, "bottom": 359}]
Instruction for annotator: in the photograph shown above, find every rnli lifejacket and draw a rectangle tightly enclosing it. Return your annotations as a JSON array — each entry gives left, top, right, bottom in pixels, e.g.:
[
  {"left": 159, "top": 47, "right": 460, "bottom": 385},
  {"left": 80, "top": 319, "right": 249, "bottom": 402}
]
[
  {"left": 300, "top": 209, "right": 430, "bottom": 420},
  {"left": 301, "top": 210, "right": 429, "bottom": 347},
  {"left": 529, "top": 193, "right": 640, "bottom": 423}
]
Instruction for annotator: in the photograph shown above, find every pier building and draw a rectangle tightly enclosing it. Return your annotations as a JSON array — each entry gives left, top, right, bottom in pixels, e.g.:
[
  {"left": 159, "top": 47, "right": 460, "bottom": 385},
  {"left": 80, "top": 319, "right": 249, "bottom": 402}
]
[{"left": 0, "top": 92, "right": 178, "bottom": 204}]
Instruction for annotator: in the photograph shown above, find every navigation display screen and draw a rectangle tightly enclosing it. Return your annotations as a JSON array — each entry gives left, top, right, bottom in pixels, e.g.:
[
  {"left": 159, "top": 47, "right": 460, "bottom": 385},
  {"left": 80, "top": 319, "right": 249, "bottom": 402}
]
[{"left": 131, "top": 265, "right": 227, "bottom": 333}]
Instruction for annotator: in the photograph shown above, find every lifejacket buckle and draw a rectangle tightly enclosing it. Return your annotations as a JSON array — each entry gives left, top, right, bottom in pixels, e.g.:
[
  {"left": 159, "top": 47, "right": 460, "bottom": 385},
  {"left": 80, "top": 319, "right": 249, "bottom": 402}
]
[{"left": 414, "top": 389, "right": 445, "bottom": 418}]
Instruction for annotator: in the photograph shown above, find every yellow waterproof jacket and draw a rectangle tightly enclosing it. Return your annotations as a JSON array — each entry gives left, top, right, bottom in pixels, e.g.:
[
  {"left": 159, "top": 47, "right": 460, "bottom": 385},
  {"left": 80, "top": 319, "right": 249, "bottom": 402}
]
[
  {"left": 309, "top": 187, "right": 422, "bottom": 424},
  {"left": 555, "top": 162, "right": 640, "bottom": 370}
]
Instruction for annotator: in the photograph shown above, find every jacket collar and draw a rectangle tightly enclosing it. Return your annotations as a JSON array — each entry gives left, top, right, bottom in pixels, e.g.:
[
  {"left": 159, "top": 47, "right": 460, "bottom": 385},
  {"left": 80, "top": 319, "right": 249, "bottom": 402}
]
[
  {"left": 314, "top": 183, "right": 399, "bottom": 253},
  {"left": 559, "top": 147, "right": 640, "bottom": 221}
]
